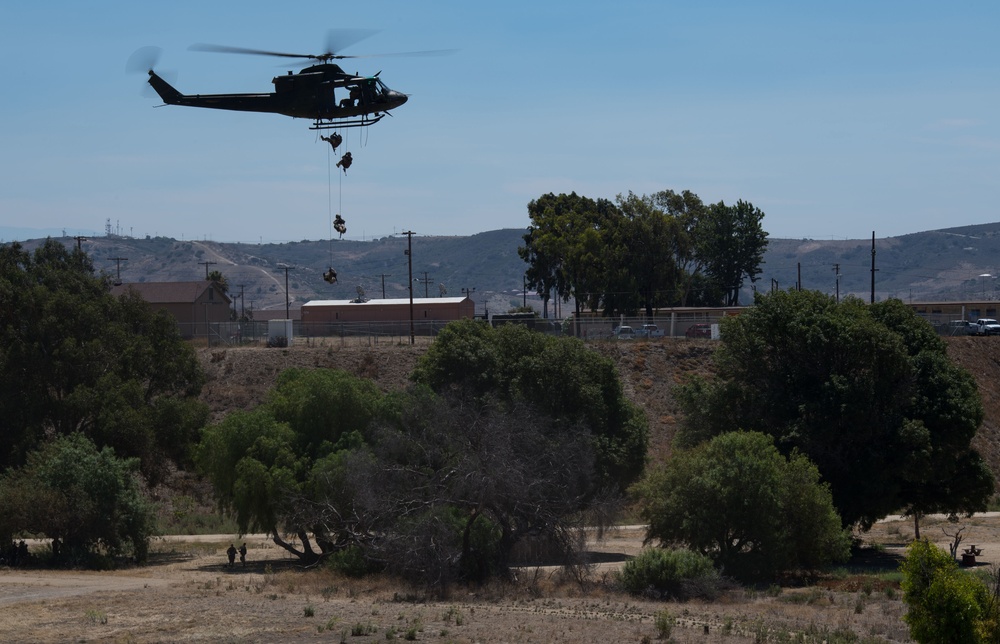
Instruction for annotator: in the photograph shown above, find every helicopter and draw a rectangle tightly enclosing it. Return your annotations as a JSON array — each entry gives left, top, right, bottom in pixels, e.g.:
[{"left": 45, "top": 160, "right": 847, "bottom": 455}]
[{"left": 132, "top": 31, "right": 445, "bottom": 130}]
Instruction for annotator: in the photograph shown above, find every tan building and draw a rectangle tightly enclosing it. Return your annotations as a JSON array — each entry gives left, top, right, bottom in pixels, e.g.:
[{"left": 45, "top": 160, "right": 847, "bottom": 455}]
[
  {"left": 112, "top": 281, "right": 232, "bottom": 339},
  {"left": 301, "top": 296, "right": 475, "bottom": 335}
]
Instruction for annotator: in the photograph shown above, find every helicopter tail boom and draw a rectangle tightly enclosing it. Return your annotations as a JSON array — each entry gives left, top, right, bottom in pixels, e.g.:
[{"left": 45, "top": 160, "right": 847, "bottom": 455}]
[{"left": 147, "top": 70, "right": 184, "bottom": 105}]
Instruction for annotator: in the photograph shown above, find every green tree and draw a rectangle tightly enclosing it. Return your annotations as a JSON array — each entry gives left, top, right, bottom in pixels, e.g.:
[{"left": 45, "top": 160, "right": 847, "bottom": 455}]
[
  {"left": 676, "top": 290, "right": 993, "bottom": 529},
  {"left": 196, "top": 368, "right": 383, "bottom": 564},
  {"left": 901, "top": 539, "right": 993, "bottom": 644},
  {"left": 519, "top": 192, "right": 619, "bottom": 324},
  {"left": 698, "top": 200, "right": 768, "bottom": 306},
  {"left": 206, "top": 269, "right": 229, "bottom": 294},
  {"left": 0, "top": 240, "right": 207, "bottom": 483},
  {"left": 613, "top": 192, "right": 685, "bottom": 317},
  {"left": 870, "top": 299, "right": 995, "bottom": 538},
  {"left": 197, "top": 368, "right": 608, "bottom": 585},
  {"left": 412, "top": 319, "right": 648, "bottom": 491},
  {"left": 0, "top": 433, "right": 156, "bottom": 564},
  {"left": 649, "top": 189, "right": 712, "bottom": 306},
  {"left": 635, "top": 431, "right": 849, "bottom": 581}
]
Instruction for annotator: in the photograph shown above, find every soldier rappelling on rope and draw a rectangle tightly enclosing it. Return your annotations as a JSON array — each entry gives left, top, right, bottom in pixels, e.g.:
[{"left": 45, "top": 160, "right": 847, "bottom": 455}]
[
  {"left": 323, "top": 267, "right": 338, "bottom": 284},
  {"left": 336, "top": 151, "right": 353, "bottom": 174},
  {"left": 321, "top": 132, "right": 343, "bottom": 150},
  {"left": 333, "top": 214, "right": 347, "bottom": 237}
]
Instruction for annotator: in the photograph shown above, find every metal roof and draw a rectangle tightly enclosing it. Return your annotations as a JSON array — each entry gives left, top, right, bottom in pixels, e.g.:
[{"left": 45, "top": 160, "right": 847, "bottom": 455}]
[
  {"left": 302, "top": 296, "right": 472, "bottom": 307},
  {"left": 111, "top": 281, "right": 231, "bottom": 304}
]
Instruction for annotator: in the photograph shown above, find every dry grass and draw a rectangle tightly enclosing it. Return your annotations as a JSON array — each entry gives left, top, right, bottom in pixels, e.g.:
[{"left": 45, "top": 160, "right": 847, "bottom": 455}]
[{"left": 0, "top": 517, "right": 959, "bottom": 642}]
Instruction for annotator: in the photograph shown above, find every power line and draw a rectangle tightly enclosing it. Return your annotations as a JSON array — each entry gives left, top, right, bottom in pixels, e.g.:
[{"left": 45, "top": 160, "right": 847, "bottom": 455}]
[{"left": 414, "top": 271, "right": 434, "bottom": 298}]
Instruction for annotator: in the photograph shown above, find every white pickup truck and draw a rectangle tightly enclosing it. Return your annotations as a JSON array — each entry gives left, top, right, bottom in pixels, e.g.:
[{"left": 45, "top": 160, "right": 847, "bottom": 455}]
[{"left": 974, "top": 318, "right": 1000, "bottom": 336}]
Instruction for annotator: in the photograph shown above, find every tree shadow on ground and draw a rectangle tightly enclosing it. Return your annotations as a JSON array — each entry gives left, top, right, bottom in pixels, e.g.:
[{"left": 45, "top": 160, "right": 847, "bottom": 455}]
[
  {"left": 846, "top": 546, "right": 906, "bottom": 573},
  {"left": 194, "top": 557, "right": 305, "bottom": 574}
]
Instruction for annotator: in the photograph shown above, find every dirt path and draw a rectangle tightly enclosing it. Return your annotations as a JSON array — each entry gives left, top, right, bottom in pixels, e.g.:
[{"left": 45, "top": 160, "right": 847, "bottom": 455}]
[
  {"left": 0, "top": 572, "right": 171, "bottom": 606},
  {"left": 0, "top": 521, "right": 947, "bottom": 643}
]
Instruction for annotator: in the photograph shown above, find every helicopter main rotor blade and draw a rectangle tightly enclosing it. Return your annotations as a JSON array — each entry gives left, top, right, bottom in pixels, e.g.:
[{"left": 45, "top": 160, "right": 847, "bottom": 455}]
[
  {"left": 190, "top": 30, "right": 455, "bottom": 63},
  {"left": 324, "top": 28, "right": 380, "bottom": 56},
  {"left": 345, "top": 48, "right": 459, "bottom": 59},
  {"left": 190, "top": 30, "right": 381, "bottom": 62},
  {"left": 189, "top": 43, "right": 317, "bottom": 60}
]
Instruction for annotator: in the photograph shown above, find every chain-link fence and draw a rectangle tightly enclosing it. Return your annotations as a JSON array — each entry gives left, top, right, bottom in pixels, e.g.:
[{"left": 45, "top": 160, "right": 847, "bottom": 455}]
[{"left": 179, "top": 313, "right": 735, "bottom": 347}]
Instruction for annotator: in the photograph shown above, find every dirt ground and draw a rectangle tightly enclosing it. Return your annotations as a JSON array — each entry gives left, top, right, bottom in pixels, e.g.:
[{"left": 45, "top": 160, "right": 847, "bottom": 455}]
[{"left": 0, "top": 517, "right": 950, "bottom": 644}]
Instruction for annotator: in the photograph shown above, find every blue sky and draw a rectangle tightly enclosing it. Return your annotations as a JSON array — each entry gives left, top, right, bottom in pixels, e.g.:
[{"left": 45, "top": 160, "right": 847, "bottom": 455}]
[{"left": 2, "top": 1, "right": 998, "bottom": 243}]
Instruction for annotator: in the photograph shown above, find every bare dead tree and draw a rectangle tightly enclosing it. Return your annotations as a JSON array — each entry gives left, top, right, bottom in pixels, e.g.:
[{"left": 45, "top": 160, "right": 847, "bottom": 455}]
[
  {"left": 324, "top": 391, "right": 608, "bottom": 590},
  {"left": 943, "top": 525, "right": 966, "bottom": 560}
]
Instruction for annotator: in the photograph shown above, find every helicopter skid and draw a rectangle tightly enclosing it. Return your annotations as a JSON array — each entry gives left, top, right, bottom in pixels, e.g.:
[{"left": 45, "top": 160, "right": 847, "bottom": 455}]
[{"left": 310, "top": 114, "right": 386, "bottom": 130}]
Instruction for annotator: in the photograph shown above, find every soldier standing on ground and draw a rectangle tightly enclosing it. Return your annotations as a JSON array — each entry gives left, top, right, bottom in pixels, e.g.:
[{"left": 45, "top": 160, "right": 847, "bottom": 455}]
[
  {"left": 239, "top": 543, "right": 247, "bottom": 567},
  {"left": 227, "top": 543, "right": 237, "bottom": 567}
]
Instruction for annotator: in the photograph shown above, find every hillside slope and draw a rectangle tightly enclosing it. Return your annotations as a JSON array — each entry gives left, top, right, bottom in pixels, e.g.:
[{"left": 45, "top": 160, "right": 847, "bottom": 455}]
[{"left": 198, "top": 336, "right": 1000, "bottom": 493}]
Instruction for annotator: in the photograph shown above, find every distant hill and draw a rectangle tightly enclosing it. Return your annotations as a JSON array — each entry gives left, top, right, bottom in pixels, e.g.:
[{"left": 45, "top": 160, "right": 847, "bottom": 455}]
[
  {"left": 18, "top": 230, "right": 533, "bottom": 315},
  {"left": 15, "top": 222, "right": 1000, "bottom": 313},
  {"left": 765, "top": 223, "right": 1000, "bottom": 303}
]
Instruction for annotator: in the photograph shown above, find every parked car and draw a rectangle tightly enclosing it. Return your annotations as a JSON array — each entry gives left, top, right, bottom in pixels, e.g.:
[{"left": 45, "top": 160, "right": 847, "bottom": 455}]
[
  {"left": 948, "top": 320, "right": 974, "bottom": 336},
  {"left": 640, "top": 324, "right": 665, "bottom": 338},
  {"left": 685, "top": 323, "right": 712, "bottom": 338},
  {"left": 614, "top": 325, "right": 636, "bottom": 340},
  {"left": 974, "top": 319, "right": 1000, "bottom": 336}
]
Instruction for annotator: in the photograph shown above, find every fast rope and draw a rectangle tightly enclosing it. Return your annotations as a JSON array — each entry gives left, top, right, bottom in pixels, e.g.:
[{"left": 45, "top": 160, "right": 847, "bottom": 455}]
[
  {"left": 321, "top": 130, "right": 346, "bottom": 286},
  {"left": 327, "top": 139, "right": 334, "bottom": 264}
]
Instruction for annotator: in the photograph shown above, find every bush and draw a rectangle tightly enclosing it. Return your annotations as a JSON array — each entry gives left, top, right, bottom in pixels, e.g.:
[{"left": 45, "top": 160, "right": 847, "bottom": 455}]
[
  {"left": 412, "top": 319, "right": 648, "bottom": 492},
  {"left": 901, "top": 539, "right": 992, "bottom": 643},
  {"left": 619, "top": 548, "right": 721, "bottom": 599},
  {"left": 654, "top": 609, "right": 673, "bottom": 638},
  {"left": 635, "top": 431, "right": 850, "bottom": 582},
  {"left": 325, "top": 545, "right": 381, "bottom": 578}
]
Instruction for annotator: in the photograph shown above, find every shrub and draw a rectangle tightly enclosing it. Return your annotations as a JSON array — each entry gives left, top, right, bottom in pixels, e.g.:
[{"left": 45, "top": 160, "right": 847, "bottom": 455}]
[
  {"left": 619, "top": 548, "right": 721, "bottom": 599},
  {"left": 325, "top": 545, "right": 381, "bottom": 578},
  {"left": 654, "top": 609, "right": 673, "bottom": 639},
  {"left": 635, "top": 431, "right": 850, "bottom": 582},
  {"left": 901, "top": 539, "right": 993, "bottom": 643}
]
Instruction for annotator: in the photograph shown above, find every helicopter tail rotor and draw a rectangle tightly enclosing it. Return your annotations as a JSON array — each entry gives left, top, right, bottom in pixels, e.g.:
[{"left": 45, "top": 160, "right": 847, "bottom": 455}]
[
  {"left": 125, "top": 46, "right": 162, "bottom": 74},
  {"left": 126, "top": 46, "right": 178, "bottom": 99}
]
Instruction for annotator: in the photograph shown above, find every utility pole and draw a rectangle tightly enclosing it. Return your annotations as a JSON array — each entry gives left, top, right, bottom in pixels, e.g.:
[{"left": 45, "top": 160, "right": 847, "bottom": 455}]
[
  {"left": 109, "top": 256, "right": 128, "bottom": 285},
  {"left": 461, "top": 287, "right": 476, "bottom": 316},
  {"left": 402, "top": 231, "right": 415, "bottom": 344},
  {"left": 278, "top": 264, "right": 295, "bottom": 320},
  {"left": 236, "top": 284, "right": 246, "bottom": 320},
  {"left": 199, "top": 260, "right": 217, "bottom": 279},
  {"left": 870, "top": 231, "right": 878, "bottom": 304},
  {"left": 379, "top": 273, "right": 392, "bottom": 299},
  {"left": 523, "top": 275, "right": 527, "bottom": 308},
  {"left": 415, "top": 271, "right": 433, "bottom": 298},
  {"left": 73, "top": 236, "right": 87, "bottom": 252},
  {"left": 833, "top": 263, "right": 841, "bottom": 303},
  {"left": 797, "top": 263, "right": 802, "bottom": 291}
]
